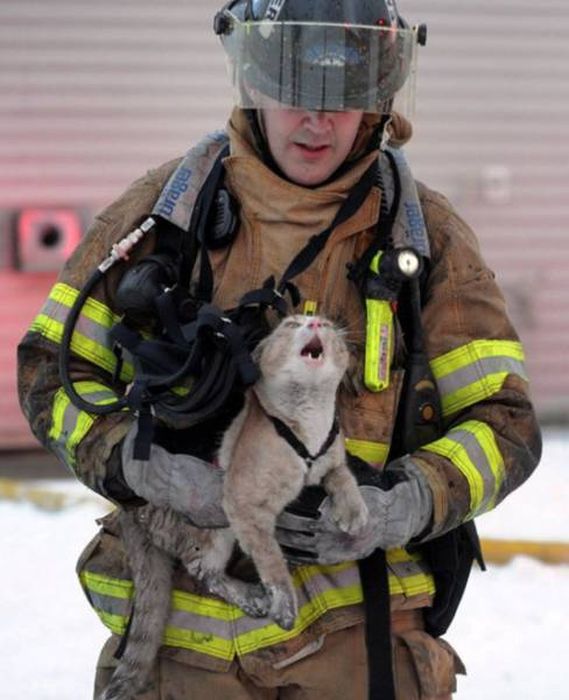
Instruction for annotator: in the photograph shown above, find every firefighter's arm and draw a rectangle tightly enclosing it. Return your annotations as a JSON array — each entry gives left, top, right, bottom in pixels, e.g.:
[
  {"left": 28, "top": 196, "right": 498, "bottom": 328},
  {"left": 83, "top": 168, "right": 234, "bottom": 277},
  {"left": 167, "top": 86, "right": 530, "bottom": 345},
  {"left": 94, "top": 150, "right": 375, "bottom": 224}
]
[
  {"left": 404, "top": 186, "right": 542, "bottom": 539},
  {"left": 17, "top": 163, "right": 174, "bottom": 501}
]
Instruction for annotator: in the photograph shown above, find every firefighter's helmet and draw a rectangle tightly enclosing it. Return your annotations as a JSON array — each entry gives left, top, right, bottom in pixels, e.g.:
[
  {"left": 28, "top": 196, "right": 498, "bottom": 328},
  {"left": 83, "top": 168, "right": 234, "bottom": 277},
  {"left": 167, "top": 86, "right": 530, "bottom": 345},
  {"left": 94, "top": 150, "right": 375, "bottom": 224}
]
[{"left": 214, "top": 0, "right": 425, "bottom": 115}]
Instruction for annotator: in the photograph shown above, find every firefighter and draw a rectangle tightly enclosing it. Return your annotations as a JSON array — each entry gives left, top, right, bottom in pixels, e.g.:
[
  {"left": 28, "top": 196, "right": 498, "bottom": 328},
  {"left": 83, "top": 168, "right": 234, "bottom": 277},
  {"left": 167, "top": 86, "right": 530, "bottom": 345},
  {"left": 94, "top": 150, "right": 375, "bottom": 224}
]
[{"left": 17, "top": 1, "right": 541, "bottom": 698}]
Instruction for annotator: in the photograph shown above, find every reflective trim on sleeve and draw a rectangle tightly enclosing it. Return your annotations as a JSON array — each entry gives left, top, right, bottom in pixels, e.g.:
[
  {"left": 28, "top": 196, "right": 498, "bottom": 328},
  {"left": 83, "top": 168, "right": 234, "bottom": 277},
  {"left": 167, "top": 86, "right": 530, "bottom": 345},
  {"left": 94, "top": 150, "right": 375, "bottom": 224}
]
[
  {"left": 49, "top": 381, "right": 121, "bottom": 468},
  {"left": 345, "top": 438, "right": 389, "bottom": 468},
  {"left": 422, "top": 419, "right": 506, "bottom": 518},
  {"left": 29, "top": 282, "right": 134, "bottom": 383},
  {"left": 430, "top": 340, "right": 527, "bottom": 417}
]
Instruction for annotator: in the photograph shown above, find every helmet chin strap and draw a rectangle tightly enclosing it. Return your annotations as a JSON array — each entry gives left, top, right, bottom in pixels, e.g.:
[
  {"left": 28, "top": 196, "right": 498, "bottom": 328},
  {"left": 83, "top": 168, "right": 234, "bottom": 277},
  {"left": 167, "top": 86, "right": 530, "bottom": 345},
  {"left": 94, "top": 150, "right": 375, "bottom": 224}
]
[
  {"left": 244, "top": 108, "right": 393, "bottom": 188},
  {"left": 243, "top": 108, "right": 283, "bottom": 174}
]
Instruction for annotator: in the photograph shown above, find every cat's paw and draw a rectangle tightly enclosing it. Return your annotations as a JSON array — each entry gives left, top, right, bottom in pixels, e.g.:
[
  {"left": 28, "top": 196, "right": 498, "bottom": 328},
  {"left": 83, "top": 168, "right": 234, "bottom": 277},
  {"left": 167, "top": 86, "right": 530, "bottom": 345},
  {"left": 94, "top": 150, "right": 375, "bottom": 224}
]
[
  {"left": 331, "top": 498, "right": 369, "bottom": 535},
  {"left": 267, "top": 583, "right": 298, "bottom": 631},
  {"left": 239, "top": 584, "right": 271, "bottom": 618}
]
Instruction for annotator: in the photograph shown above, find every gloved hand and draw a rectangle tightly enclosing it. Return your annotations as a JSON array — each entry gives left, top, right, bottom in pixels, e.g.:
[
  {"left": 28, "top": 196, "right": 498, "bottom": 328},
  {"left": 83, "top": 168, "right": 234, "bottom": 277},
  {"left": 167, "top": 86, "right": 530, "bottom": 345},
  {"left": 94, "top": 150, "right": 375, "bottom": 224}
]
[
  {"left": 275, "top": 456, "right": 433, "bottom": 565},
  {"left": 119, "top": 423, "right": 229, "bottom": 528}
]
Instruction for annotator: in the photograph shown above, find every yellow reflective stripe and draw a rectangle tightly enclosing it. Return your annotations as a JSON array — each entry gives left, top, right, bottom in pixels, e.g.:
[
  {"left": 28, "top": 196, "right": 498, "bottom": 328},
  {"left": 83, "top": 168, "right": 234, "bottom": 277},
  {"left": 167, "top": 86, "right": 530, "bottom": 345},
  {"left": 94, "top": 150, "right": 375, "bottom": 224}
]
[
  {"left": 32, "top": 313, "right": 133, "bottom": 383},
  {"left": 294, "top": 560, "right": 354, "bottom": 584},
  {"left": 387, "top": 571, "right": 436, "bottom": 597},
  {"left": 431, "top": 340, "right": 525, "bottom": 377},
  {"left": 387, "top": 547, "right": 423, "bottom": 564},
  {"left": 422, "top": 420, "right": 505, "bottom": 517},
  {"left": 81, "top": 575, "right": 236, "bottom": 660},
  {"left": 170, "top": 588, "right": 238, "bottom": 622},
  {"left": 303, "top": 300, "right": 318, "bottom": 315},
  {"left": 345, "top": 438, "right": 389, "bottom": 467},
  {"left": 49, "top": 381, "right": 120, "bottom": 466},
  {"left": 440, "top": 372, "right": 510, "bottom": 417},
  {"left": 462, "top": 420, "right": 505, "bottom": 511},
  {"left": 163, "top": 624, "right": 234, "bottom": 660},
  {"left": 29, "top": 282, "right": 133, "bottom": 383},
  {"left": 423, "top": 436, "right": 483, "bottom": 516},
  {"left": 386, "top": 547, "right": 436, "bottom": 597},
  {"left": 430, "top": 340, "right": 527, "bottom": 417},
  {"left": 96, "top": 609, "right": 128, "bottom": 636},
  {"left": 81, "top": 571, "right": 236, "bottom": 659},
  {"left": 234, "top": 582, "right": 363, "bottom": 655},
  {"left": 80, "top": 559, "right": 434, "bottom": 658},
  {"left": 49, "top": 390, "right": 67, "bottom": 448},
  {"left": 46, "top": 282, "right": 119, "bottom": 327},
  {"left": 80, "top": 570, "right": 133, "bottom": 599}
]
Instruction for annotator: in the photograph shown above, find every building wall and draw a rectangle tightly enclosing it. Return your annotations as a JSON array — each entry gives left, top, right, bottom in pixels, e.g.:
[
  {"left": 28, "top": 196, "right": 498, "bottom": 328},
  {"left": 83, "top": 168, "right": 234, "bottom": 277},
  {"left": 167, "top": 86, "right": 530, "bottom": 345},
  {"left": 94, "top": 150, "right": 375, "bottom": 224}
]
[
  {"left": 1, "top": 0, "right": 568, "bottom": 449},
  {"left": 402, "top": 0, "right": 569, "bottom": 420}
]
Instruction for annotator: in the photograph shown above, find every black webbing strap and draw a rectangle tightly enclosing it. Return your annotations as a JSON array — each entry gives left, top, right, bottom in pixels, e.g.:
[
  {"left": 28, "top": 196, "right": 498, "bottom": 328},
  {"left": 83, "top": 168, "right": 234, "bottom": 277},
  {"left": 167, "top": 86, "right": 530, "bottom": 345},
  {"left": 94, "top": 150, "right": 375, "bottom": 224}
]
[
  {"left": 276, "top": 160, "right": 378, "bottom": 294},
  {"left": 268, "top": 414, "right": 340, "bottom": 468},
  {"left": 114, "top": 605, "right": 135, "bottom": 660},
  {"left": 190, "top": 144, "right": 231, "bottom": 301},
  {"left": 347, "top": 150, "right": 402, "bottom": 287},
  {"left": 359, "top": 548, "right": 396, "bottom": 700},
  {"left": 349, "top": 151, "right": 402, "bottom": 700}
]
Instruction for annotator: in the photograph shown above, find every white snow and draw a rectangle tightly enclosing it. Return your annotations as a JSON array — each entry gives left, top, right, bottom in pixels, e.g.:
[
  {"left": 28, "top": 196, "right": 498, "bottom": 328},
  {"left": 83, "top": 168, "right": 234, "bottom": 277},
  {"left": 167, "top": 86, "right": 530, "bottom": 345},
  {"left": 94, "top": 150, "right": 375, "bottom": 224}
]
[{"left": 0, "top": 431, "right": 567, "bottom": 699}]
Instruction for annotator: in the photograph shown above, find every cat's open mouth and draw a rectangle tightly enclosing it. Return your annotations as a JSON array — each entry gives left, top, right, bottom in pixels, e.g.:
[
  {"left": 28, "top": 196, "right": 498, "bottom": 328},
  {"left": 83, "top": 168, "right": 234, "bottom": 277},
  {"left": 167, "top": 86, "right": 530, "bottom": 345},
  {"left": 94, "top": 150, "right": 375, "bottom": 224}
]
[{"left": 300, "top": 336, "right": 324, "bottom": 363}]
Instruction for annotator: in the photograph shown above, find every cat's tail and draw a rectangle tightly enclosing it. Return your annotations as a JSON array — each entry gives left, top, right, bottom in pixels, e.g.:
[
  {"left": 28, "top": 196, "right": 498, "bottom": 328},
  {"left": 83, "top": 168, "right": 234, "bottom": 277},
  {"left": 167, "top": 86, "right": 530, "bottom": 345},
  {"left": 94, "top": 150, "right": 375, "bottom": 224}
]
[{"left": 100, "top": 513, "right": 173, "bottom": 700}]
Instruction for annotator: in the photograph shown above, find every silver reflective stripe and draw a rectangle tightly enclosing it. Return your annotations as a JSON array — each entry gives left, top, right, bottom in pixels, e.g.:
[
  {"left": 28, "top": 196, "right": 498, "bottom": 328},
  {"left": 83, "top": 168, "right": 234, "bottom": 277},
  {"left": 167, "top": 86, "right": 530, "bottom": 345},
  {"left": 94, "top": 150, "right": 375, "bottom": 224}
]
[
  {"left": 445, "top": 427, "right": 498, "bottom": 515},
  {"left": 49, "top": 383, "right": 119, "bottom": 468},
  {"left": 437, "top": 355, "right": 528, "bottom": 401},
  {"left": 232, "top": 564, "right": 359, "bottom": 637},
  {"left": 31, "top": 283, "right": 134, "bottom": 382},
  {"left": 422, "top": 419, "right": 506, "bottom": 517},
  {"left": 87, "top": 590, "right": 130, "bottom": 618},
  {"left": 169, "top": 608, "right": 236, "bottom": 640},
  {"left": 41, "top": 296, "right": 117, "bottom": 359}
]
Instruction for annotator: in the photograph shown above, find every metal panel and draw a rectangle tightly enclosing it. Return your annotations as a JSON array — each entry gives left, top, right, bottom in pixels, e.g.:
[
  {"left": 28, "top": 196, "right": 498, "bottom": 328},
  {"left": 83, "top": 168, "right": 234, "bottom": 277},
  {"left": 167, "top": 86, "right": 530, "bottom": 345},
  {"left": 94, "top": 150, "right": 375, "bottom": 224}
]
[
  {"left": 402, "top": 0, "right": 569, "bottom": 419},
  {"left": 0, "top": 0, "right": 231, "bottom": 208}
]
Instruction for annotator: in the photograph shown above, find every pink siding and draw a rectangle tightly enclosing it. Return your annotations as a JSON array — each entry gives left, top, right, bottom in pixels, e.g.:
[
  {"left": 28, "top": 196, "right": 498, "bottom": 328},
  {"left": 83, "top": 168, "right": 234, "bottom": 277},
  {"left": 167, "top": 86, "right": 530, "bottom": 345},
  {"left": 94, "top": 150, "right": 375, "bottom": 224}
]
[{"left": 0, "top": 270, "right": 56, "bottom": 448}]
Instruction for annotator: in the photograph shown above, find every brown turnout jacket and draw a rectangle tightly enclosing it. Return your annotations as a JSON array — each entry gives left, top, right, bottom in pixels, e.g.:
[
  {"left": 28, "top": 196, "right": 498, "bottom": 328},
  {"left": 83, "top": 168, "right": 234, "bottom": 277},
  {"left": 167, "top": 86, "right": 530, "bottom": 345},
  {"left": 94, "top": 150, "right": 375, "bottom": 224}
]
[{"left": 17, "top": 111, "right": 541, "bottom": 669}]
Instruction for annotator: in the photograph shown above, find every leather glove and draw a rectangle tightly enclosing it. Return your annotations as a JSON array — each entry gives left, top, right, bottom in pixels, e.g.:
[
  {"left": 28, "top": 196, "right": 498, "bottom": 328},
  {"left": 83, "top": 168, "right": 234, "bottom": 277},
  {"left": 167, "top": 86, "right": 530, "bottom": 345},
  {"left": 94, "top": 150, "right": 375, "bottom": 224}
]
[
  {"left": 275, "top": 456, "right": 433, "bottom": 565},
  {"left": 119, "top": 423, "right": 229, "bottom": 528}
]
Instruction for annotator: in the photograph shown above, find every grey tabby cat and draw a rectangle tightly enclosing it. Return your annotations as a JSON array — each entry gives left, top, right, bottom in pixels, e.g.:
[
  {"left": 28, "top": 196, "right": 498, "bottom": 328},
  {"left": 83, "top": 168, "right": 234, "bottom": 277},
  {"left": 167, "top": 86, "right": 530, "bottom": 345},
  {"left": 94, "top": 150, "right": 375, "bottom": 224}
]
[{"left": 101, "top": 315, "right": 368, "bottom": 700}]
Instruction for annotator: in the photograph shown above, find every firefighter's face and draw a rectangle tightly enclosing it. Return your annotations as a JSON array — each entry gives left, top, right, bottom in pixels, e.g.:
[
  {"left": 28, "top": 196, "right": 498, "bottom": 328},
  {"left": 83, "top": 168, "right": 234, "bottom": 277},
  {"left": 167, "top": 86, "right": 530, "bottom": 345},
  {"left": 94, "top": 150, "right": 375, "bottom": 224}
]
[{"left": 261, "top": 106, "right": 364, "bottom": 186}]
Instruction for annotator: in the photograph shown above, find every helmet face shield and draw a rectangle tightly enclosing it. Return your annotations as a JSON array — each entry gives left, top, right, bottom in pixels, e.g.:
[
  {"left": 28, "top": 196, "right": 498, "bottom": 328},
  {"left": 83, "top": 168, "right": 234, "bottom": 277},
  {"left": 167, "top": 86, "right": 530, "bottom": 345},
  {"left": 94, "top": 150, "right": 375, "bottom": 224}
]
[{"left": 220, "top": 14, "right": 417, "bottom": 114}]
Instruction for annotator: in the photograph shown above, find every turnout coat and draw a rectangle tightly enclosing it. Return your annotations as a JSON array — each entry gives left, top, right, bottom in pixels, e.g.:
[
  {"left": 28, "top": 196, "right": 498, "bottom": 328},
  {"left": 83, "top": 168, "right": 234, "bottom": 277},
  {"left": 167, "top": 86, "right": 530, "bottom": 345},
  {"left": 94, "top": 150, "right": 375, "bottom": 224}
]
[{"left": 17, "top": 110, "right": 541, "bottom": 672}]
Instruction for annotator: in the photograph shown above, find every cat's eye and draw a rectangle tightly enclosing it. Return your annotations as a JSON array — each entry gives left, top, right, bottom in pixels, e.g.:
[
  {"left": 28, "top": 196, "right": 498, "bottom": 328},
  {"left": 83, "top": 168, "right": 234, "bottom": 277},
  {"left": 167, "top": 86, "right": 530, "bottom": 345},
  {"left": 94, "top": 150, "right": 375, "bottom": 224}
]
[{"left": 284, "top": 320, "right": 301, "bottom": 328}]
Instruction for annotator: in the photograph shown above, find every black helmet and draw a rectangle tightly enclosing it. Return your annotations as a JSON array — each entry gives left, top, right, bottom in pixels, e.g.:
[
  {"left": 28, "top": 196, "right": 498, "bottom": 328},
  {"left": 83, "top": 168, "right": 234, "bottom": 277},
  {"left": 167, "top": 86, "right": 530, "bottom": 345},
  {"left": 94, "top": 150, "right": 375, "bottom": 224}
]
[{"left": 215, "top": 0, "right": 425, "bottom": 114}]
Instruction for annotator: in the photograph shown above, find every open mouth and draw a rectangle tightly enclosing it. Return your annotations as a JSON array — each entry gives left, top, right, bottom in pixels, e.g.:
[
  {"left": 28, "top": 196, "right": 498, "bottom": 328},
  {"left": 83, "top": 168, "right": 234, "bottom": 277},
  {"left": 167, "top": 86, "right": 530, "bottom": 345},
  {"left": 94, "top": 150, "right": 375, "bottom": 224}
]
[
  {"left": 300, "top": 336, "right": 324, "bottom": 362},
  {"left": 294, "top": 143, "right": 331, "bottom": 159},
  {"left": 299, "top": 144, "right": 328, "bottom": 151}
]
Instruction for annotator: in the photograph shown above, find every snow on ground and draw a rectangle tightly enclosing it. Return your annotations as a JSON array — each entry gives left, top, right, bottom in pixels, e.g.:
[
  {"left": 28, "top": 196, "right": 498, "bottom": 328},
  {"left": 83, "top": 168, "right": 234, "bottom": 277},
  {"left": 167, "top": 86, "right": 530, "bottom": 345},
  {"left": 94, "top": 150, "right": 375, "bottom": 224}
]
[{"left": 0, "top": 431, "right": 568, "bottom": 699}]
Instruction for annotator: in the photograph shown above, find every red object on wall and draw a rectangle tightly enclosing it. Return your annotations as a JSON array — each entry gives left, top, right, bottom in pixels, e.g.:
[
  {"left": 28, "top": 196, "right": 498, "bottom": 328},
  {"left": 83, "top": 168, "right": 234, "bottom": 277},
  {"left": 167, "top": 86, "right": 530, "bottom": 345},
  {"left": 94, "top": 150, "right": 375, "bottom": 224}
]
[{"left": 15, "top": 208, "right": 82, "bottom": 272}]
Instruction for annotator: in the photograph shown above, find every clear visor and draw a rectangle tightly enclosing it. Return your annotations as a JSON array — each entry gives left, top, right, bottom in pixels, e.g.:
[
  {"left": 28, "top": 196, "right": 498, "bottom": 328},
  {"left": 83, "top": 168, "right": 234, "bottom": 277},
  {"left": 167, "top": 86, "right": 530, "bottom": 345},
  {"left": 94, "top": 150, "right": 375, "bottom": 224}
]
[{"left": 219, "top": 14, "right": 418, "bottom": 114}]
